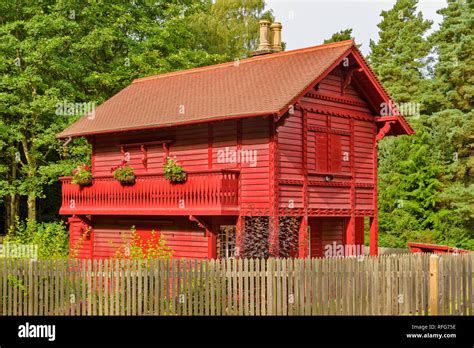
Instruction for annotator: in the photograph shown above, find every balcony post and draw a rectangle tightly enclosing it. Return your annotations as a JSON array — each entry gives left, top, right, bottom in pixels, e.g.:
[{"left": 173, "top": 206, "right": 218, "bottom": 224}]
[
  {"left": 369, "top": 216, "right": 378, "bottom": 256},
  {"left": 235, "top": 215, "right": 244, "bottom": 258},
  {"left": 298, "top": 215, "right": 308, "bottom": 258},
  {"left": 207, "top": 227, "right": 217, "bottom": 259}
]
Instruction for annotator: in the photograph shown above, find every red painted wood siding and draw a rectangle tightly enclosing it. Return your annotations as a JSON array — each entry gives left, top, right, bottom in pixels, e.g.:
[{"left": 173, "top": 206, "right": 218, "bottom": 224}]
[
  {"left": 90, "top": 217, "right": 208, "bottom": 259},
  {"left": 321, "top": 217, "right": 346, "bottom": 254},
  {"left": 309, "top": 217, "right": 346, "bottom": 257},
  {"left": 240, "top": 117, "right": 270, "bottom": 209},
  {"left": 93, "top": 124, "right": 210, "bottom": 176},
  {"left": 278, "top": 67, "right": 376, "bottom": 212},
  {"left": 309, "top": 218, "right": 322, "bottom": 257},
  {"left": 278, "top": 109, "right": 303, "bottom": 180},
  {"left": 91, "top": 117, "right": 270, "bottom": 212},
  {"left": 68, "top": 217, "right": 92, "bottom": 259},
  {"left": 212, "top": 120, "right": 237, "bottom": 170}
]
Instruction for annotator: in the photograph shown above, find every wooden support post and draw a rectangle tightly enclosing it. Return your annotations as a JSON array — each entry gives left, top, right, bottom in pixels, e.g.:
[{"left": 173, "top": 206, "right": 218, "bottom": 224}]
[
  {"left": 429, "top": 254, "right": 440, "bottom": 315},
  {"left": 298, "top": 216, "right": 308, "bottom": 258},
  {"left": 369, "top": 216, "right": 378, "bottom": 256},
  {"left": 268, "top": 216, "right": 280, "bottom": 257},
  {"left": 268, "top": 115, "right": 280, "bottom": 257},
  {"left": 300, "top": 106, "right": 308, "bottom": 259},
  {"left": 345, "top": 216, "right": 356, "bottom": 256},
  {"left": 207, "top": 228, "right": 216, "bottom": 259},
  {"left": 347, "top": 118, "right": 356, "bottom": 257},
  {"left": 89, "top": 223, "right": 94, "bottom": 259},
  {"left": 355, "top": 217, "right": 365, "bottom": 256},
  {"left": 236, "top": 216, "right": 244, "bottom": 258},
  {"left": 370, "top": 123, "right": 380, "bottom": 257}
]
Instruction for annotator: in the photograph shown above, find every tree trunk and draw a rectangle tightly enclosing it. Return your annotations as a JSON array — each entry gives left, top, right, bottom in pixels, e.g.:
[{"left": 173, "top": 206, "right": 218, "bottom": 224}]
[
  {"left": 21, "top": 139, "right": 37, "bottom": 223},
  {"left": 5, "top": 194, "right": 20, "bottom": 232},
  {"left": 5, "top": 156, "right": 20, "bottom": 232},
  {"left": 5, "top": 196, "right": 12, "bottom": 232},
  {"left": 27, "top": 194, "right": 36, "bottom": 222}
]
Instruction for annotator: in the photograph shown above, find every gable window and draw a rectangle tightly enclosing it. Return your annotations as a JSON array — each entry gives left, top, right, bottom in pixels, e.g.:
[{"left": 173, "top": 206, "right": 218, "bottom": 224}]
[{"left": 315, "top": 130, "right": 350, "bottom": 173}]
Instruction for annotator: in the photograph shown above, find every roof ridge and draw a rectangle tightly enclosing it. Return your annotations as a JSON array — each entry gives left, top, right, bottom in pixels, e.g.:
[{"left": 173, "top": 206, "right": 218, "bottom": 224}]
[{"left": 132, "top": 39, "right": 354, "bottom": 84}]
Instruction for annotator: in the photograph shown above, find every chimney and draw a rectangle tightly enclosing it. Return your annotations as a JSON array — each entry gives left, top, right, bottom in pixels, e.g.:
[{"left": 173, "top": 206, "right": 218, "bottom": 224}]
[
  {"left": 253, "top": 20, "right": 282, "bottom": 56},
  {"left": 270, "top": 22, "right": 282, "bottom": 52},
  {"left": 255, "top": 20, "right": 272, "bottom": 53}
]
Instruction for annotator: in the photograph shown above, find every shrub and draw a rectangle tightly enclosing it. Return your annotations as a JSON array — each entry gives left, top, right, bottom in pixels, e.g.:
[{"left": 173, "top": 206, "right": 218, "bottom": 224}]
[
  {"left": 114, "top": 226, "right": 173, "bottom": 260},
  {"left": 71, "top": 164, "right": 92, "bottom": 186},
  {"left": 69, "top": 226, "right": 91, "bottom": 258},
  {"left": 113, "top": 165, "right": 135, "bottom": 185},
  {"left": 4, "top": 217, "right": 69, "bottom": 258},
  {"left": 163, "top": 157, "right": 186, "bottom": 183}
]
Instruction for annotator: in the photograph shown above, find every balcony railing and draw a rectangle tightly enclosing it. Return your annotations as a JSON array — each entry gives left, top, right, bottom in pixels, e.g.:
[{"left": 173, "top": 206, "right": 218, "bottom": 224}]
[{"left": 60, "top": 169, "right": 240, "bottom": 216}]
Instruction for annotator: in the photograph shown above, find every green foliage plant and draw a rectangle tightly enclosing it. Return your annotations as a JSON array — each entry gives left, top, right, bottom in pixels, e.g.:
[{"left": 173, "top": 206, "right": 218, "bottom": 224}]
[
  {"left": 114, "top": 226, "right": 173, "bottom": 260},
  {"left": 4, "top": 217, "right": 69, "bottom": 258},
  {"left": 113, "top": 165, "right": 135, "bottom": 185},
  {"left": 71, "top": 164, "right": 92, "bottom": 186},
  {"left": 163, "top": 157, "right": 187, "bottom": 183}
]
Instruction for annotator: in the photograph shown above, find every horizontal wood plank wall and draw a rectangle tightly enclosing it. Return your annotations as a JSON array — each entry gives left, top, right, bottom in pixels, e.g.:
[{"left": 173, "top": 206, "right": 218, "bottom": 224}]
[
  {"left": 69, "top": 217, "right": 91, "bottom": 259},
  {"left": 308, "top": 217, "right": 346, "bottom": 257},
  {"left": 278, "top": 108, "right": 304, "bottom": 210},
  {"left": 90, "top": 217, "right": 208, "bottom": 259},
  {"left": 308, "top": 218, "right": 322, "bottom": 257},
  {"left": 278, "top": 68, "right": 376, "bottom": 214},
  {"left": 321, "top": 218, "right": 346, "bottom": 252},
  {"left": 91, "top": 117, "right": 270, "bottom": 212},
  {"left": 93, "top": 124, "right": 210, "bottom": 176},
  {"left": 240, "top": 117, "right": 270, "bottom": 210},
  {"left": 212, "top": 120, "right": 237, "bottom": 170},
  {"left": 278, "top": 109, "right": 304, "bottom": 180},
  {"left": 1, "top": 254, "right": 472, "bottom": 316}
]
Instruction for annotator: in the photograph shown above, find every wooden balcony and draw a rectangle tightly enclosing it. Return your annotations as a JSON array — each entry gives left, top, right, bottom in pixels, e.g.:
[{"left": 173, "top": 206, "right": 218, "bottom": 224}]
[{"left": 60, "top": 169, "right": 240, "bottom": 216}]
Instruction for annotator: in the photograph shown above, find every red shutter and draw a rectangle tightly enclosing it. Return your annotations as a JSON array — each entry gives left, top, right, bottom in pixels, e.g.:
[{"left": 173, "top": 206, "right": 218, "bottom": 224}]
[
  {"left": 315, "top": 132, "right": 328, "bottom": 172},
  {"left": 330, "top": 134, "right": 342, "bottom": 172}
]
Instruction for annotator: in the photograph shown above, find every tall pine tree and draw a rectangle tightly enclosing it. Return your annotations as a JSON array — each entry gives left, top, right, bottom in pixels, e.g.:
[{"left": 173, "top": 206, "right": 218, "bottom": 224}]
[
  {"left": 368, "top": 0, "right": 432, "bottom": 107},
  {"left": 430, "top": 0, "right": 473, "bottom": 112},
  {"left": 324, "top": 28, "right": 353, "bottom": 43},
  {"left": 372, "top": 0, "right": 473, "bottom": 249}
]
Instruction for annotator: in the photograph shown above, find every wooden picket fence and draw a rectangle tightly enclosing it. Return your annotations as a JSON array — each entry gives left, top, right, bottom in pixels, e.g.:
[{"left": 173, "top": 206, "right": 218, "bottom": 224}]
[{"left": 0, "top": 253, "right": 472, "bottom": 316}]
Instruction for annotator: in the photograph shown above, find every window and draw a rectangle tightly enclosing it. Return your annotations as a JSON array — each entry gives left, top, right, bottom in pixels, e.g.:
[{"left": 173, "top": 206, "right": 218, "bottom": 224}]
[
  {"left": 315, "top": 131, "right": 350, "bottom": 173},
  {"left": 217, "top": 225, "right": 236, "bottom": 258}
]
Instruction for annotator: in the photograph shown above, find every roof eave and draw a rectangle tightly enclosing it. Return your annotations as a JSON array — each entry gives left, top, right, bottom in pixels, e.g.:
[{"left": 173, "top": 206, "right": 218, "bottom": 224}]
[
  {"left": 56, "top": 110, "right": 279, "bottom": 139},
  {"left": 376, "top": 116, "right": 415, "bottom": 136},
  {"left": 276, "top": 42, "right": 355, "bottom": 118}
]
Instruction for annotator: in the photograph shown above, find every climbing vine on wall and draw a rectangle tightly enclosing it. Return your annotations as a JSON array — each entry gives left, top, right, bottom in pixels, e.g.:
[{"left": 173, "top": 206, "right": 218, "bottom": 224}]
[
  {"left": 243, "top": 216, "right": 269, "bottom": 259},
  {"left": 242, "top": 216, "right": 300, "bottom": 258},
  {"left": 279, "top": 216, "right": 300, "bottom": 258}
]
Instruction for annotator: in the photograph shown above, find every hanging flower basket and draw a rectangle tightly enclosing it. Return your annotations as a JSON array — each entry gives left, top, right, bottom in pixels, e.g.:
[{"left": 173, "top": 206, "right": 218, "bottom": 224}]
[
  {"left": 163, "top": 157, "right": 187, "bottom": 183},
  {"left": 113, "top": 165, "right": 136, "bottom": 185},
  {"left": 71, "top": 164, "right": 93, "bottom": 186}
]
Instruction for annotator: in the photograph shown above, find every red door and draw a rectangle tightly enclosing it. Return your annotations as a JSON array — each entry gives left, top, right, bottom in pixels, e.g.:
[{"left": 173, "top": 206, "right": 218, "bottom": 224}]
[
  {"left": 308, "top": 218, "right": 322, "bottom": 258},
  {"left": 309, "top": 217, "right": 347, "bottom": 258}
]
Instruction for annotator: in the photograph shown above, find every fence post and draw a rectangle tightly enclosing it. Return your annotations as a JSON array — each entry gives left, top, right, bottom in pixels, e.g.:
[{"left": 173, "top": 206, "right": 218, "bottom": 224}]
[{"left": 429, "top": 254, "right": 439, "bottom": 315}]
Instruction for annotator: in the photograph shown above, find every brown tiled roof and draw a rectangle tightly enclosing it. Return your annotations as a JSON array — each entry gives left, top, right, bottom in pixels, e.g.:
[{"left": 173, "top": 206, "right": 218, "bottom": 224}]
[{"left": 58, "top": 40, "right": 355, "bottom": 138}]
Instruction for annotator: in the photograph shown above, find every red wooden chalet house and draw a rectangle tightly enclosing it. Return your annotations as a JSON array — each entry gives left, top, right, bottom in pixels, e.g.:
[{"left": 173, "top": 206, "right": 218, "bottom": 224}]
[{"left": 58, "top": 21, "right": 413, "bottom": 259}]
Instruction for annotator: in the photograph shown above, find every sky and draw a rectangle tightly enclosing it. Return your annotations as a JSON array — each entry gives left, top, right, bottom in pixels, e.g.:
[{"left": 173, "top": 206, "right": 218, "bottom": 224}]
[{"left": 264, "top": 0, "right": 447, "bottom": 55}]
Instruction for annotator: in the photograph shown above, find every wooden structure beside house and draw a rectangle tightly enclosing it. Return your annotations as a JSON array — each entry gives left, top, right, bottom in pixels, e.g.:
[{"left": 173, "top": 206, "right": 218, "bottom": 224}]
[
  {"left": 408, "top": 242, "right": 470, "bottom": 254},
  {"left": 58, "top": 23, "right": 413, "bottom": 259}
]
